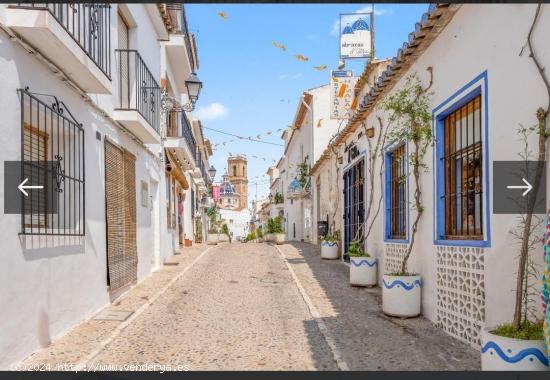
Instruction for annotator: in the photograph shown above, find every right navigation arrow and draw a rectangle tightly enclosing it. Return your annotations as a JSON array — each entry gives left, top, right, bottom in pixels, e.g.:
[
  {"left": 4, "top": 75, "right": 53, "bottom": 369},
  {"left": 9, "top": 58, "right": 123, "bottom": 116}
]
[{"left": 506, "top": 177, "right": 533, "bottom": 197}]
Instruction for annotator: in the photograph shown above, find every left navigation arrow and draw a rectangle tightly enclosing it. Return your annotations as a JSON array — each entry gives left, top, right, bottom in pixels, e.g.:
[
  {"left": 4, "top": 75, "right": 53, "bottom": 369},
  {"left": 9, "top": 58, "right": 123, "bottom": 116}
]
[{"left": 18, "top": 177, "right": 44, "bottom": 197}]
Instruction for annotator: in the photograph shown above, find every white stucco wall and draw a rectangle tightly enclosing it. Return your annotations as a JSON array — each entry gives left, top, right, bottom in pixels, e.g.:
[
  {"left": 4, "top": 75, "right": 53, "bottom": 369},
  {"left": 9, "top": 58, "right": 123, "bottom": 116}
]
[
  {"left": 0, "top": 4, "right": 176, "bottom": 368},
  {"left": 337, "top": 4, "right": 550, "bottom": 338}
]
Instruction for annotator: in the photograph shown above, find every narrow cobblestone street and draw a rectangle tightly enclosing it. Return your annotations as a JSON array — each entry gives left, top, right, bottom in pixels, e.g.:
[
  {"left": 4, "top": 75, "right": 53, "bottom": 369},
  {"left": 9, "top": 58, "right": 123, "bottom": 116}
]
[{"left": 21, "top": 242, "right": 479, "bottom": 371}]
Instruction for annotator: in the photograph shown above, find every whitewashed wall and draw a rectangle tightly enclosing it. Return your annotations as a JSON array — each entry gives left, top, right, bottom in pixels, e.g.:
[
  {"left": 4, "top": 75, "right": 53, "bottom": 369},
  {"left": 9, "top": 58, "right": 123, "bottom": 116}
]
[
  {"left": 337, "top": 4, "right": 550, "bottom": 345},
  {"left": 0, "top": 4, "right": 171, "bottom": 368}
]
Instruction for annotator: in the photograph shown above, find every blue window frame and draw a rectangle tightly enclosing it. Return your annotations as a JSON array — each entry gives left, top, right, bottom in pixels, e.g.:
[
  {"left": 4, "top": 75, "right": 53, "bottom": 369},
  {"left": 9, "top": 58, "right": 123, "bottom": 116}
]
[
  {"left": 384, "top": 143, "right": 409, "bottom": 243},
  {"left": 433, "top": 71, "right": 490, "bottom": 248}
]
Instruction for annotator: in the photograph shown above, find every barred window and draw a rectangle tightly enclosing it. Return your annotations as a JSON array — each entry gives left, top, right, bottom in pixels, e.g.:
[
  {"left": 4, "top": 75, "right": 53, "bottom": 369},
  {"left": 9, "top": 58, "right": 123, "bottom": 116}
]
[
  {"left": 442, "top": 95, "right": 482, "bottom": 239},
  {"left": 19, "top": 88, "right": 85, "bottom": 236},
  {"left": 388, "top": 144, "right": 407, "bottom": 239}
]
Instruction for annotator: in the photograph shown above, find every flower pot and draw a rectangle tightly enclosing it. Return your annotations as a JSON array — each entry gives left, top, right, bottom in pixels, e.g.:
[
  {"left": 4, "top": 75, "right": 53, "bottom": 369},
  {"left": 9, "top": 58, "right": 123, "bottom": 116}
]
[
  {"left": 349, "top": 257, "right": 377, "bottom": 286},
  {"left": 321, "top": 241, "right": 339, "bottom": 259},
  {"left": 207, "top": 233, "right": 219, "bottom": 245},
  {"left": 274, "top": 233, "right": 285, "bottom": 245},
  {"left": 481, "top": 328, "right": 549, "bottom": 371},
  {"left": 382, "top": 274, "right": 421, "bottom": 317}
]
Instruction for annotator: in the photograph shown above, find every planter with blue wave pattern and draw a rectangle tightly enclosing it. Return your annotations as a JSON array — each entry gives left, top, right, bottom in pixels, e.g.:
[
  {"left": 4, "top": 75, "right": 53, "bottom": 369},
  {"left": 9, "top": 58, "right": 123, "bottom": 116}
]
[
  {"left": 481, "top": 328, "right": 549, "bottom": 371},
  {"left": 321, "top": 241, "right": 339, "bottom": 259},
  {"left": 349, "top": 257, "right": 377, "bottom": 286},
  {"left": 382, "top": 274, "right": 421, "bottom": 317}
]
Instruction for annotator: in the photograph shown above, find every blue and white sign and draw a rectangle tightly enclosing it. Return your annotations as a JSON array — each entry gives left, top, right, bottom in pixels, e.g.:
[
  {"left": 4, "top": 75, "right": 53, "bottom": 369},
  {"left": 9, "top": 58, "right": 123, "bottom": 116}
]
[{"left": 340, "top": 13, "right": 372, "bottom": 59}]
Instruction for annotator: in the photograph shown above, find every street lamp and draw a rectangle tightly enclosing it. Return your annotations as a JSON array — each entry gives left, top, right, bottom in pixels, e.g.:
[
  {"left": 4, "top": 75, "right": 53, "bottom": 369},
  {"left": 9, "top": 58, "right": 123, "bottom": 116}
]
[
  {"left": 208, "top": 165, "right": 217, "bottom": 180},
  {"left": 183, "top": 73, "right": 202, "bottom": 111}
]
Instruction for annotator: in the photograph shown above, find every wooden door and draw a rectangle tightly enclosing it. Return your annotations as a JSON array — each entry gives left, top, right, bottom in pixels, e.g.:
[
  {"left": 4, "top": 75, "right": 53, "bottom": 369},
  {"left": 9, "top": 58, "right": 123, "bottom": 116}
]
[{"left": 105, "top": 140, "right": 137, "bottom": 291}]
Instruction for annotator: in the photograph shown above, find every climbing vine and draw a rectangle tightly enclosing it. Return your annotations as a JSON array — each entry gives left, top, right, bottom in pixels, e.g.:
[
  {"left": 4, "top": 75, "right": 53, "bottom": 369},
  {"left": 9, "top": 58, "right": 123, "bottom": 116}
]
[{"left": 382, "top": 68, "right": 433, "bottom": 275}]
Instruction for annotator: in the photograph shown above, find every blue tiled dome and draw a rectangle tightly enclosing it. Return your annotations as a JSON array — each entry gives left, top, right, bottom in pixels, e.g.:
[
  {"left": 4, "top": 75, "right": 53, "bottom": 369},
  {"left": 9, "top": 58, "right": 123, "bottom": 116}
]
[
  {"left": 342, "top": 24, "right": 354, "bottom": 35},
  {"left": 352, "top": 18, "right": 369, "bottom": 31}
]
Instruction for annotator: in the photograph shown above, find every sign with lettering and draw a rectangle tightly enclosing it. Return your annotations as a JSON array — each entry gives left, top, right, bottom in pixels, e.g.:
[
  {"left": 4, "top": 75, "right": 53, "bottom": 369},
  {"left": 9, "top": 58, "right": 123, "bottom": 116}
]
[
  {"left": 330, "top": 70, "right": 358, "bottom": 120},
  {"left": 340, "top": 13, "right": 373, "bottom": 59}
]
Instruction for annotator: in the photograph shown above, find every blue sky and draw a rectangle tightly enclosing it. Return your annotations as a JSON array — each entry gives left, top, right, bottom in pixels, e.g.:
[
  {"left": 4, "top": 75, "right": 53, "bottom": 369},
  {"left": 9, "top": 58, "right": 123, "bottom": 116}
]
[{"left": 186, "top": 3, "right": 429, "bottom": 201}]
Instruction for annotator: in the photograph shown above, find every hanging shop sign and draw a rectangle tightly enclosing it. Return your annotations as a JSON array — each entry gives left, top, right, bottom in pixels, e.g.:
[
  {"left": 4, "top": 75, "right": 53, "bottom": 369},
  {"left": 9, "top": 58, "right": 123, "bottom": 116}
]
[
  {"left": 330, "top": 70, "right": 358, "bottom": 119},
  {"left": 339, "top": 12, "right": 373, "bottom": 59}
]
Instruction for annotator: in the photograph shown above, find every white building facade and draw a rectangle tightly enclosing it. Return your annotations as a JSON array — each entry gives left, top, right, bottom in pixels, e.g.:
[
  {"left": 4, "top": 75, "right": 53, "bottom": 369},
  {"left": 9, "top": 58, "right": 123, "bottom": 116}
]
[
  {"left": 278, "top": 85, "right": 341, "bottom": 242},
  {"left": 0, "top": 3, "right": 212, "bottom": 368},
  {"left": 312, "top": 3, "right": 550, "bottom": 347}
]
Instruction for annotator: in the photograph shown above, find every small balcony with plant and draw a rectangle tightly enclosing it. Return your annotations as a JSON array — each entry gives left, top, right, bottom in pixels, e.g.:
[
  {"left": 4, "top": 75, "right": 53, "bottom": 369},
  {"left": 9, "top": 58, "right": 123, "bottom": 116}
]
[{"left": 6, "top": 3, "right": 112, "bottom": 93}]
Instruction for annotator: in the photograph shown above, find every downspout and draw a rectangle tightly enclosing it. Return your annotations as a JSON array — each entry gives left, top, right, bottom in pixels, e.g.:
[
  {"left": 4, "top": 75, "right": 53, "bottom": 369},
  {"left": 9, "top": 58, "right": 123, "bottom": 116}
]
[{"left": 300, "top": 94, "right": 313, "bottom": 242}]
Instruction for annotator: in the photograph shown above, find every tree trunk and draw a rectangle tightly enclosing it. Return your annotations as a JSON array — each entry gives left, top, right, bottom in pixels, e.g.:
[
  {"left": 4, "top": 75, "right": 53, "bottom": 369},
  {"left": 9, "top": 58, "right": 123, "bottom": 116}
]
[
  {"left": 401, "top": 137, "right": 422, "bottom": 274},
  {"left": 512, "top": 110, "right": 547, "bottom": 330}
]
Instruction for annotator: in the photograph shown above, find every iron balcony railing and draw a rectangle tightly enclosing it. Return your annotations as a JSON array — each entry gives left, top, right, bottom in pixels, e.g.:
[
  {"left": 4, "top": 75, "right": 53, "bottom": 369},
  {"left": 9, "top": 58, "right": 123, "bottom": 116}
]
[
  {"left": 165, "top": 3, "right": 196, "bottom": 71},
  {"left": 11, "top": 3, "right": 111, "bottom": 79},
  {"left": 115, "top": 49, "right": 161, "bottom": 133},
  {"left": 167, "top": 110, "right": 197, "bottom": 159}
]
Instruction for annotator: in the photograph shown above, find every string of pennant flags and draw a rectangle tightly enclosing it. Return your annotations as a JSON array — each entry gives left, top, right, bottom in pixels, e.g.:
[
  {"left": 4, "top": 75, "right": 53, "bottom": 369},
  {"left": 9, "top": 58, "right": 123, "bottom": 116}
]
[{"left": 215, "top": 11, "right": 327, "bottom": 73}]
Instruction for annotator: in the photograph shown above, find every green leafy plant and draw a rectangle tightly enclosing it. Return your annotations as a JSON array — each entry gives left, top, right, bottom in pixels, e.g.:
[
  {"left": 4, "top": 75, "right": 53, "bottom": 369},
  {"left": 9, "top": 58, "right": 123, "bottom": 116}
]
[
  {"left": 491, "top": 321, "right": 544, "bottom": 340},
  {"left": 297, "top": 158, "right": 311, "bottom": 191},
  {"left": 257, "top": 225, "right": 263, "bottom": 239},
  {"left": 347, "top": 240, "right": 370, "bottom": 258},
  {"left": 245, "top": 231, "right": 257, "bottom": 242},
  {"left": 382, "top": 70, "right": 433, "bottom": 275},
  {"left": 273, "top": 192, "right": 284, "bottom": 204},
  {"left": 221, "top": 223, "right": 230, "bottom": 238},
  {"left": 322, "top": 230, "right": 340, "bottom": 244},
  {"left": 194, "top": 217, "right": 202, "bottom": 243},
  {"left": 267, "top": 216, "right": 284, "bottom": 234}
]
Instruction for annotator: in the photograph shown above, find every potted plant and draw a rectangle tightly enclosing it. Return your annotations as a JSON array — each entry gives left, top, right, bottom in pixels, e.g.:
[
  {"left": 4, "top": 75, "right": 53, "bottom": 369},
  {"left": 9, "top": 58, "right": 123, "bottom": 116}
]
[
  {"left": 206, "top": 206, "right": 219, "bottom": 245},
  {"left": 381, "top": 72, "right": 433, "bottom": 317},
  {"left": 321, "top": 231, "right": 340, "bottom": 260},
  {"left": 221, "top": 223, "right": 231, "bottom": 243},
  {"left": 481, "top": 118, "right": 549, "bottom": 370},
  {"left": 257, "top": 225, "right": 264, "bottom": 242},
  {"left": 348, "top": 240, "right": 377, "bottom": 286},
  {"left": 266, "top": 216, "right": 285, "bottom": 244}
]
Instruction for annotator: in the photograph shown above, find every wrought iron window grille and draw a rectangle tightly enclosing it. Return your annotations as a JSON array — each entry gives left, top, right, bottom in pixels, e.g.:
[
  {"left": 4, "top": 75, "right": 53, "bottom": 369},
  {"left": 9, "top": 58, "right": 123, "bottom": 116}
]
[{"left": 18, "top": 87, "right": 85, "bottom": 236}]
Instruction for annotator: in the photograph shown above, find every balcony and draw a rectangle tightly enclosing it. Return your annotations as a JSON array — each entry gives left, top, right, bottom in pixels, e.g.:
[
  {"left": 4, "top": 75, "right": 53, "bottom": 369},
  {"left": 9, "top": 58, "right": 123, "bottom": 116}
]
[
  {"left": 113, "top": 49, "right": 161, "bottom": 144},
  {"left": 164, "top": 110, "right": 197, "bottom": 170},
  {"left": 161, "top": 4, "right": 198, "bottom": 91},
  {"left": 6, "top": 4, "right": 112, "bottom": 94}
]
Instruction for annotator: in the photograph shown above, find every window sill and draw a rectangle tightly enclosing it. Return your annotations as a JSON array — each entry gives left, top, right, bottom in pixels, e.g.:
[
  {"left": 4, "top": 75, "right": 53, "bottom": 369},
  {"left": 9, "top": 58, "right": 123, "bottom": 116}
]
[
  {"left": 384, "top": 238, "right": 409, "bottom": 244},
  {"left": 434, "top": 239, "right": 490, "bottom": 248}
]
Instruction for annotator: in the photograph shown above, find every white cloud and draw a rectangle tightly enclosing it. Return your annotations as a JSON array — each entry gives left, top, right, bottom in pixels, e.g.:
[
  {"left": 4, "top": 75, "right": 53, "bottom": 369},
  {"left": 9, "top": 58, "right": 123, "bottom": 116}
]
[
  {"left": 195, "top": 102, "right": 228, "bottom": 121},
  {"left": 330, "top": 6, "right": 392, "bottom": 36},
  {"left": 278, "top": 73, "right": 302, "bottom": 80}
]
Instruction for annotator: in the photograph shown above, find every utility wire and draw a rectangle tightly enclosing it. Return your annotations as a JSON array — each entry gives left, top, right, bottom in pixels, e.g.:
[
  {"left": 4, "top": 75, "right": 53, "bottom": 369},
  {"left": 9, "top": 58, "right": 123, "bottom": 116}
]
[{"left": 202, "top": 126, "right": 284, "bottom": 147}]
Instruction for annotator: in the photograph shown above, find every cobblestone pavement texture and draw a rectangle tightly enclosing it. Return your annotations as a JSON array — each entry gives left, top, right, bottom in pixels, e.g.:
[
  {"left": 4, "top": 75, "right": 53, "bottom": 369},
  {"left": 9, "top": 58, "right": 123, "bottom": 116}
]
[
  {"left": 20, "top": 241, "right": 480, "bottom": 370},
  {"left": 279, "top": 242, "right": 480, "bottom": 370}
]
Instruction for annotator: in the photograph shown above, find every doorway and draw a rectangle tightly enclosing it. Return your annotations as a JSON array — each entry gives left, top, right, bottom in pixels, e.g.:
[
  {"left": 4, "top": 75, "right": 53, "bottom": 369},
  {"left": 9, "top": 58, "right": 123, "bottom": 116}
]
[
  {"left": 343, "top": 158, "right": 365, "bottom": 262},
  {"left": 105, "top": 139, "right": 137, "bottom": 292}
]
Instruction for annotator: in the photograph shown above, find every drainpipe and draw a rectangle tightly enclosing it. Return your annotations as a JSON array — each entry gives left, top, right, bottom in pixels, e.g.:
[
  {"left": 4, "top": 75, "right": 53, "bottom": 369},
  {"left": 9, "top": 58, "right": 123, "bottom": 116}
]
[{"left": 300, "top": 93, "right": 313, "bottom": 242}]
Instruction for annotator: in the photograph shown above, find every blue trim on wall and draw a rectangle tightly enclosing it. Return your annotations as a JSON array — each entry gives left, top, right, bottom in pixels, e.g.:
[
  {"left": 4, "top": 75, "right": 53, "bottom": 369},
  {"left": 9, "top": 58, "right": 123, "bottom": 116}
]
[
  {"left": 432, "top": 70, "right": 491, "bottom": 248},
  {"left": 383, "top": 142, "right": 410, "bottom": 243}
]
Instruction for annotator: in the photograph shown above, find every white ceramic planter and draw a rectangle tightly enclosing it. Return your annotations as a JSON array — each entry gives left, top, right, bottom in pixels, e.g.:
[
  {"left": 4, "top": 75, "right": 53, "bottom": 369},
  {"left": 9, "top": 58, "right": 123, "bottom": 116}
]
[
  {"left": 274, "top": 233, "right": 285, "bottom": 245},
  {"left": 349, "top": 257, "right": 377, "bottom": 286},
  {"left": 321, "top": 241, "right": 339, "bottom": 259},
  {"left": 481, "top": 328, "right": 549, "bottom": 371},
  {"left": 207, "top": 233, "right": 218, "bottom": 245},
  {"left": 265, "top": 233, "right": 273, "bottom": 242},
  {"left": 382, "top": 274, "right": 421, "bottom": 317}
]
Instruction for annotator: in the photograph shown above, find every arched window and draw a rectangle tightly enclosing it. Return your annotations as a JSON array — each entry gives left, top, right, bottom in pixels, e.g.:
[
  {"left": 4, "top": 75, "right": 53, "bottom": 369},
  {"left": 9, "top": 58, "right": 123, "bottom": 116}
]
[{"left": 233, "top": 165, "right": 237, "bottom": 177}]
